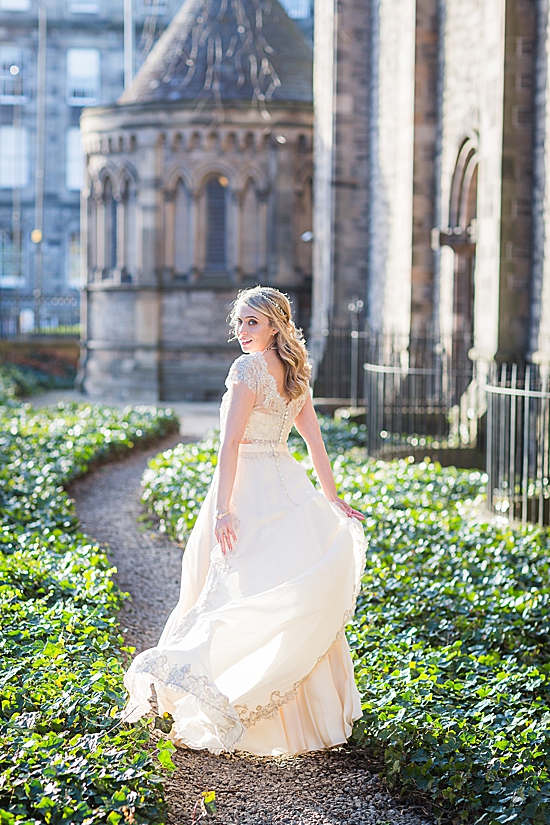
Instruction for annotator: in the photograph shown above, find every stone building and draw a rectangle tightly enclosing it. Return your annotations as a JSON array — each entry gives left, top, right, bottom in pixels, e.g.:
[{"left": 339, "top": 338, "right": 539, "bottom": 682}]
[
  {"left": 79, "top": 0, "right": 313, "bottom": 400},
  {"left": 311, "top": 0, "right": 550, "bottom": 372}
]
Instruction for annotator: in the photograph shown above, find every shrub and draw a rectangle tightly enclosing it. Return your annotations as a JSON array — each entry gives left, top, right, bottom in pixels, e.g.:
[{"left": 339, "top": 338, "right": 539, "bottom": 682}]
[
  {"left": 0, "top": 401, "right": 179, "bottom": 824},
  {"left": 142, "top": 428, "right": 550, "bottom": 824}
]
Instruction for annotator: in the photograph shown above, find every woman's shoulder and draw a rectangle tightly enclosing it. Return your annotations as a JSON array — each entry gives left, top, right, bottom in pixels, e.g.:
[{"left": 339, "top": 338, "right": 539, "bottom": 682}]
[{"left": 224, "top": 352, "right": 264, "bottom": 391}]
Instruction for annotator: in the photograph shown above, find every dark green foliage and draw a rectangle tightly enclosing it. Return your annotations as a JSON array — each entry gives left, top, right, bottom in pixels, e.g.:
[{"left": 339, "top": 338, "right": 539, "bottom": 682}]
[
  {"left": 345, "top": 457, "right": 550, "bottom": 824},
  {"left": 142, "top": 428, "right": 550, "bottom": 824},
  {"left": 0, "top": 401, "right": 179, "bottom": 824},
  {"left": 0, "top": 367, "right": 20, "bottom": 403},
  {"left": 0, "top": 361, "right": 75, "bottom": 400}
]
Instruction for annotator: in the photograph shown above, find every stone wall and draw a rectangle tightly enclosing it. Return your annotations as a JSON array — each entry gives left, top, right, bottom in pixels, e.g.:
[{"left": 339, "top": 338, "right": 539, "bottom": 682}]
[{"left": 80, "top": 102, "right": 313, "bottom": 400}]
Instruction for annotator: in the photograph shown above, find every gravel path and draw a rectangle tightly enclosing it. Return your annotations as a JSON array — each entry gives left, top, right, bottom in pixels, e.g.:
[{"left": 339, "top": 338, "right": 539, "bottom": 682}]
[{"left": 69, "top": 438, "right": 434, "bottom": 825}]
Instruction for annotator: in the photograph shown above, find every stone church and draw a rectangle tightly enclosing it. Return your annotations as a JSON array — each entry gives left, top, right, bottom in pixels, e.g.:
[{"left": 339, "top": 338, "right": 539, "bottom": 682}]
[
  {"left": 311, "top": 0, "right": 550, "bottom": 375},
  {"left": 80, "top": 0, "right": 550, "bottom": 401},
  {"left": 79, "top": 0, "right": 313, "bottom": 400}
]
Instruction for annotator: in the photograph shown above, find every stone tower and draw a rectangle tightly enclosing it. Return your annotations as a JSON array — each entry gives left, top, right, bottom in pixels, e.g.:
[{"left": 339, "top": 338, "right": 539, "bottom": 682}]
[{"left": 79, "top": 0, "right": 313, "bottom": 401}]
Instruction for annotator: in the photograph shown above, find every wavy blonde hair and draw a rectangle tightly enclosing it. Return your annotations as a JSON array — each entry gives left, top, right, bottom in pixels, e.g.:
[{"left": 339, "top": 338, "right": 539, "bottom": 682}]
[{"left": 228, "top": 286, "right": 311, "bottom": 400}]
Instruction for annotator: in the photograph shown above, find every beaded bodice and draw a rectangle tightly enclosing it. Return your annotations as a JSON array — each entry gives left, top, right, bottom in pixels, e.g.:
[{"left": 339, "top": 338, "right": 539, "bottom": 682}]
[{"left": 220, "top": 351, "right": 309, "bottom": 444}]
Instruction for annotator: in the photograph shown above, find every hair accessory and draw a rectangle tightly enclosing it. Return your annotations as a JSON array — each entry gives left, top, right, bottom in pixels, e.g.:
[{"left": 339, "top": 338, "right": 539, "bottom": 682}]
[{"left": 262, "top": 293, "right": 288, "bottom": 319}]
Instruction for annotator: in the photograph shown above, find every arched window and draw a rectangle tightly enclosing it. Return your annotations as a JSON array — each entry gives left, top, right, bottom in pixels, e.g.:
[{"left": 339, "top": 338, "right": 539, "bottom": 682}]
[
  {"left": 103, "top": 177, "right": 117, "bottom": 275},
  {"left": 441, "top": 138, "right": 478, "bottom": 376},
  {"left": 121, "top": 178, "right": 135, "bottom": 282},
  {"left": 240, "top": 179, "right": 261, "bottom": 277},
  {"left": 205, "top": 176, "right": 227, "bottom": 270},
  {"left": 174, "top": 179, "right": 191, "bottom": 276}
]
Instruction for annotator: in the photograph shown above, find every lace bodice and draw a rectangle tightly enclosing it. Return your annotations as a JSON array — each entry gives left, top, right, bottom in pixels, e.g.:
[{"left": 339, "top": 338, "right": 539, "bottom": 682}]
[{"left": 220, "top": 351, "right": 309, "bottom": 444}]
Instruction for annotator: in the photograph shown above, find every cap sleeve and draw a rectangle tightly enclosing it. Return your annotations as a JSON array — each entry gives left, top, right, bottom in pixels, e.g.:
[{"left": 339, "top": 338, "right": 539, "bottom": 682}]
[{"left": 224, "top": 354, "right": 262, "bottom": 393}]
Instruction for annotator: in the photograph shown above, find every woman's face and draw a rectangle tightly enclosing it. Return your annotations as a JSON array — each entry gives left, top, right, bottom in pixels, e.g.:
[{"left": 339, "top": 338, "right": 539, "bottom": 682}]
[{"left": 234, "top": 302, "right": 276, "bottom": 354}]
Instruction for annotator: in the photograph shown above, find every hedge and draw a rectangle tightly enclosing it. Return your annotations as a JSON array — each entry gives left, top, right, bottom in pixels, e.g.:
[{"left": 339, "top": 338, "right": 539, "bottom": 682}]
[
  {"left": 0, "top": 399, "right": 179, "bottom": 825},
  {"left": 141, "top": 427, "right": 550, "bottom": 824}
]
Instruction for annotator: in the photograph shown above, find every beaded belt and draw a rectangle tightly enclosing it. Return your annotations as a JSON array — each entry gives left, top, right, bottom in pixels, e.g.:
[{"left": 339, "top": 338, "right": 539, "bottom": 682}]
[{"left": 238, "top": 442, "right": 290, "bottom": 457}]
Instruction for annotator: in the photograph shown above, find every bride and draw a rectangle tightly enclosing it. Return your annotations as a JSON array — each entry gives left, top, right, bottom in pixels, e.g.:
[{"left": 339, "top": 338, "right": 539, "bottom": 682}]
[{"left": 123, "top": 286, "right": 366, "bottom": 756}]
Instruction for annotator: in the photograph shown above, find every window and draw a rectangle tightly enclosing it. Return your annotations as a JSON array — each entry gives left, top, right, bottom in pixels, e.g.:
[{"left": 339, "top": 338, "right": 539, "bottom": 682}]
[
  {"left": 66, "top": 48, "right": 100, "bottom": 106},
  {"left": 67, "top": 0, "right": 99, "bottom": 12},
  {"left": 240, "top": 180, "right": 261, "bottom": 276},
  {"left": 0, "top": 228, "right": 23, "bottom": 287},
  {"left": 103, "top": 178, "right": 117, "bottom": 272},
  {"left": 0, "top": 126, "right": 29, "bottom": 187},
  {"left": 205, "top": 177, "right": 227, "bottom": 270},
  {"left": 279, "top": 0, "right": 310, "bottom": 18},
  {"left": 173, "top": 180, "right": 190, "bottom": 275},
  {"left": 0, "top": 0, "right": 30, "bottom": 11},
  {"left": 0, "top": 47, "right": 27, "bottom": 102},
  {"left": 67, "top": 231, "right": 82, "bottom": 286},
  {"left": 66, "top": 128, "right": 84, "bottom": 190},
  {"left": 121, "top": 179, "right": 135, "bottom": 282}
]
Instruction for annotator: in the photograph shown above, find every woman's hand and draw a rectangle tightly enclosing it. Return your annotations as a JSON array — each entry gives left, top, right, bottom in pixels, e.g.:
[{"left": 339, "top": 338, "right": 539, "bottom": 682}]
[
  {"left": 214, "top": 512, "right": 237, "bottom": 555},
  {"left": 331, "top": 497, "right": 365, "bottom": 521}
]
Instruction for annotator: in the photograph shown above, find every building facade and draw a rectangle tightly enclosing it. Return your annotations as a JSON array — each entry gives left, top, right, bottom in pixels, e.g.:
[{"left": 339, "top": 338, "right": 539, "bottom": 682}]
[
  {"left": 79, "top": 0, "right": 313, "bottom": 400},
  {"left": 0, "top": 0, "right": 188, "bottom": 334},
  {"left": 0, "top": 0, "right": 311, "bottom": 335},
  {"left": 312, "top": 0, "right": 550, "bottom": 373}
]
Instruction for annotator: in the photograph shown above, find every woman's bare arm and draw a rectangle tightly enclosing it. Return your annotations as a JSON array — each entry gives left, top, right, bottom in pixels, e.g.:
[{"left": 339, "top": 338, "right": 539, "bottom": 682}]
[
  {"left": 215, "top": 381, "right": 256, "bottom": 553},
  {"left": 294, "top": 394, "right": 364, "bottom": 520}
]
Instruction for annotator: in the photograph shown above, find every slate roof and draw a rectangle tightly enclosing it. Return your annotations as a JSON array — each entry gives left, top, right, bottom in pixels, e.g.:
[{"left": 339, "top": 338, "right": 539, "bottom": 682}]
[{"left": 119, "top": 0, "right": 313, "bottom": 107}]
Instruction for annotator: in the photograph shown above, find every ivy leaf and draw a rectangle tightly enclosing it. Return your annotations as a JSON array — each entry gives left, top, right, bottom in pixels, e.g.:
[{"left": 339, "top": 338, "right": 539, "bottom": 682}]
[
  {"left": 202, "top": 790, "right": 217, "bottom": 815},
  {"left": 156, "top": 738, "right": 176, "bottom": 772},
  {"left": 154, "top": 712, "right": 174, "bottom": 734}
]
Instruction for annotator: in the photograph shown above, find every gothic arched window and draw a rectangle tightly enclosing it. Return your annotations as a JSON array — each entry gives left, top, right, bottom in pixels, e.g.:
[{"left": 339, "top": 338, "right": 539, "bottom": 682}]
[
  {"left": 205, "top": 176, "right": 227, "bottom": 271},
  {"left": 103, "top": 177, "right": 117, "bottom": 275},
  {"left": 121, "top": 177, "right": 135, "bottom": 282},
  {"left": 241, "top": 179, "right": 261, "bottom": 276},
  {"left": 174, "top": 179, "right": 191, "bottom": 276}
]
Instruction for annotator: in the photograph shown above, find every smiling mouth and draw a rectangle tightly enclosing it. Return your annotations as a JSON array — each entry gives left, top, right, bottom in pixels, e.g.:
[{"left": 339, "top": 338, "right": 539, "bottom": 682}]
[{"left": 240, "top": 339, "right": 252, "bottom": 345}]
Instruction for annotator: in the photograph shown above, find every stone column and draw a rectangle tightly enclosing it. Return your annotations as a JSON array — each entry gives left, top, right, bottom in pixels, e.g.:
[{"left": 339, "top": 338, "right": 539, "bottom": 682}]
[
  {"left": 367, "top": 0, "right": 416, "bottom": 337},
  {"left": 411, "top": 0, "right": 440, "bottom": 334},
  {"left": 470, "top": 0, "right": 506, "bottom": 362},
  {"left": 530, "top": 0, "right": 550, "bottom": 365},
  {"left": 496, "top": 0, "right": 536, "bottom": 361}
]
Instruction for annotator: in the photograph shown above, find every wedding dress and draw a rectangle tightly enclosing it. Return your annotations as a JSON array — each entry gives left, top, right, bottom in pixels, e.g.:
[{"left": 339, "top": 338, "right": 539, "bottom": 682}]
[{"left": 123, "top": 350, "right": 366, "bottom": 756}]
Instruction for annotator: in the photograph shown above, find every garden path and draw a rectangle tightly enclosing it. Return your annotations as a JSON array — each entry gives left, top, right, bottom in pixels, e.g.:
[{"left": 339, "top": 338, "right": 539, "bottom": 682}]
[{"left": 70, "top": 435, "right": 433, "bottom": 825}]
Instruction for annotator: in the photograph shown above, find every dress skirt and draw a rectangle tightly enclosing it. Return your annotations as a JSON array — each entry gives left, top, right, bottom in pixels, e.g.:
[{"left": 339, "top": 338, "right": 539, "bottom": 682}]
[{"left": 123, "top": 442, "right": 366, "bottom": 756}]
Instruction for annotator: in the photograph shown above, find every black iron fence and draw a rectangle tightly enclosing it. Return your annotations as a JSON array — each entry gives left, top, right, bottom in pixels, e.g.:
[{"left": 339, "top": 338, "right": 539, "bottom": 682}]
[
  {"left": 313, "top": 328, "right": 371, "bottom": 406},
  {"left": 314, "top": 328, "right": 550, "bottom": 525},
  {"left": 486, "top": 363, "right": 550, "bottom": 525},
  {"left": 0, "top": 293, "right": 80, "bottom": 337}
]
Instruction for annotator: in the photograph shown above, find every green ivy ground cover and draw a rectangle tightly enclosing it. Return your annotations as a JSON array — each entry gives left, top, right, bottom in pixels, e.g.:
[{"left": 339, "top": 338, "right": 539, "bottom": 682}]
[
  {"left": 142, "top": 426, "right": 550, "bottom": 824},
  {"left": 0, "top": 399, "right": 179, "bottom": 825}
]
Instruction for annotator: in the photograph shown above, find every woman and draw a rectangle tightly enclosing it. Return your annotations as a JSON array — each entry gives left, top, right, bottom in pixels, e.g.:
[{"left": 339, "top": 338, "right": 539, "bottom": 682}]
[{"left": 123, "top": 286, "right": 366, "bottom": 756}]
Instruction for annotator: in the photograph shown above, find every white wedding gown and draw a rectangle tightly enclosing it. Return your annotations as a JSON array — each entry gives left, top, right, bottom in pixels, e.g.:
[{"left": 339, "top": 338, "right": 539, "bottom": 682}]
[{"left": 123, "top": 351, "right": 366, "bottom": 756}]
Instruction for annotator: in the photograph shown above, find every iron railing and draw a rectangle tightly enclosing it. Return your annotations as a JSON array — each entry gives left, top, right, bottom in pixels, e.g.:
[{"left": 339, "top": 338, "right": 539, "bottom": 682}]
[
  {"left": 363, "top": 360, "right": 483, "bottom": 458},
  {"left": 361, "top": 333, "right": 482, "bottom": 462},
  {"left": 313, "top": 328, "right": 371, "bottom": 405},
  {"left": 316, "top": 328, "right": 550, "bottom": 525},
  {"left": 486, "top": 363, "right": 550, "bottom": 525},
  {"left": 0, "top": 293, "right": 80, "bottom": 337}
]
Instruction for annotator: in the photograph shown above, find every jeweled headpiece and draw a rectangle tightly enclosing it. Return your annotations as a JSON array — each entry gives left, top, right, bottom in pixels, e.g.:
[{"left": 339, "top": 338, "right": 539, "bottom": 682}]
[{"left": 260, "top": 290, "right": 289, "bottom": 320}]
